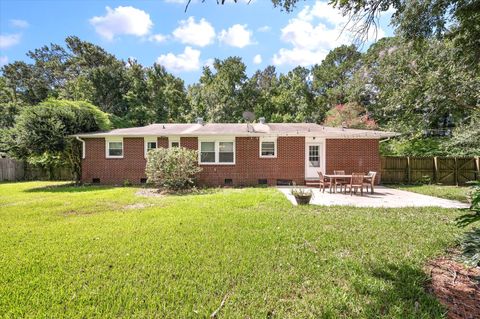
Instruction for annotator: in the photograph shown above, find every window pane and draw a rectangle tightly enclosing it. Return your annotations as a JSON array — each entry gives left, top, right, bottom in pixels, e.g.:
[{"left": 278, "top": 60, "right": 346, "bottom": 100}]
[
  {"left": 147, "top": 142, "right": 157, "bottom": 150},
  {"left": 219, "top": 142, "right": 233, "bottom": 152},
  {"left": 109, "top": 142, "right": 122, "bottom": 149},
  {"left": 219, "top": 152, "right": 234, "bottom": 163},
  {"left": 171, "top": 142, "right": 179, "bottom": 148},
  {"left": 109, "top": 148, "right": 122, "bottom": 156},
  {"left": 201, "top": 152, "right": 215, "bottom": 163},
  {"left": 261, "top": 142, "right": 275, "bottom": 156},
  {"left": 309, "top": 145, "right": 320, "bottom": 167},
  {"left": 201, "top": 142, "right": 215, "bottom": 152}
]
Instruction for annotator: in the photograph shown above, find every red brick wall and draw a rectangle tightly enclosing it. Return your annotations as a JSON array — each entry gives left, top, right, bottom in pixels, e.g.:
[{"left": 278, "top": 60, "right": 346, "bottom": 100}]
[
  {"left": 325, "top": 139, "right": 381, "bottom": 183},
  {"left": 82, "top": 138, "right": 147, "bottom": 184},
  {"left": 81, "top": 137, "right": 381, "bottom": 185},
  {"left": 181, "top": 136, "right": 305, "bottom": 186}
]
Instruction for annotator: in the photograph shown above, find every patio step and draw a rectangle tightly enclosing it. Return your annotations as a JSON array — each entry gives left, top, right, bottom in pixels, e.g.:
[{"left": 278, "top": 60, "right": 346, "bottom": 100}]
[{"left": 305, "top": 179, "right": 320, "bottom": 186}]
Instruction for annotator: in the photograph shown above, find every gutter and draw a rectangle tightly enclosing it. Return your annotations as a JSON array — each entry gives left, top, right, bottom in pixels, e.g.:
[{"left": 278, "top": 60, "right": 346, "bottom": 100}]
[{"left": 75, "top": 136, "right": 86, "bottom": 159}]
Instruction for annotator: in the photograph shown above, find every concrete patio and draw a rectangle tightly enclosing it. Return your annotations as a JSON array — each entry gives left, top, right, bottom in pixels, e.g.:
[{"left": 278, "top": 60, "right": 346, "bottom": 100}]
[{"left": 278, "top": 186, "right": 469, "bottom": 208}]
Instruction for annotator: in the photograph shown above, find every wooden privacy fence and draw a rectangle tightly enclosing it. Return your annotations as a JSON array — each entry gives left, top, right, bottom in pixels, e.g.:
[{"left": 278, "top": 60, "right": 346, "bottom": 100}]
[
  {"left": 0, "top": 158, "right": 71, "bottom": 182},
  {"left": 381, "top": 156, "right": 480, "bottom": 185}
]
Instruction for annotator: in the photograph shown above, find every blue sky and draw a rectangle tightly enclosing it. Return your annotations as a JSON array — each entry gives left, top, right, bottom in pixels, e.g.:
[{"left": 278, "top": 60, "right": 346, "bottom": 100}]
[{"left": 0, "top": 0, "right": 394, "bottom": 84}]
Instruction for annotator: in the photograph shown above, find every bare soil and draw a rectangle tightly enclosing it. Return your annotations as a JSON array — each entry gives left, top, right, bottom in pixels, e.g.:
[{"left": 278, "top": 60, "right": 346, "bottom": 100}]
[{"left": 425, "top": 257, "right": 480, "bottom": 319}]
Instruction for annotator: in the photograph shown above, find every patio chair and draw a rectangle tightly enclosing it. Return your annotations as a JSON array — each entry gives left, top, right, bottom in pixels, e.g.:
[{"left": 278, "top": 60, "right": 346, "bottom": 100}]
[
  {"left": 317, "top": 171, "right": 332, "bottom": 193},
  {"left": 333, "top": 170, "right": 348, "bottom": 193},
  {"left": 363, "top": 171, "right": 377, "bottom": 194},
  {"left": 345, "top": 173, "right": 365, "bottom": 196}
]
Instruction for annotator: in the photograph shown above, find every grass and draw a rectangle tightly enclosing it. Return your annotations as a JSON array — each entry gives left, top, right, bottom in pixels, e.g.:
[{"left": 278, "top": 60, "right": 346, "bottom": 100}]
[
  {"left": 390, "top": 184, "right": 470, "bottom": 203},
  {"left": 0, "top": 182, "right": 465, "bottom": 318}
]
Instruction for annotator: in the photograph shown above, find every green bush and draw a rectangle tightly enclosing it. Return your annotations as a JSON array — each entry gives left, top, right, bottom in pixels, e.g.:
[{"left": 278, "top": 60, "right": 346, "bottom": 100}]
[
  {"left": 145, "top": 147, "right": 202, "bottom": 191},
  {"left": 457, "top": 181, "right": 480, "bottom": 266}
]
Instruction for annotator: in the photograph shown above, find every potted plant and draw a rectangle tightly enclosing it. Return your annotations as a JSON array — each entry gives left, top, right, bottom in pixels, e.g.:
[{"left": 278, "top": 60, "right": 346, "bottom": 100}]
[{"left": 291, "top": 186, "right": 313, "bottom": 205}]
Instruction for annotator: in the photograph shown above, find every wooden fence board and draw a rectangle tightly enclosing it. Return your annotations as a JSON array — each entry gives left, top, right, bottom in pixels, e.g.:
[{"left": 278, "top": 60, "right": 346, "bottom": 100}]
[
  {"left": 0, "top": 158, "right": 71, "bottom": 182},
  {"left": 381, "top": 156, "right": 479, "bottom": 185}
]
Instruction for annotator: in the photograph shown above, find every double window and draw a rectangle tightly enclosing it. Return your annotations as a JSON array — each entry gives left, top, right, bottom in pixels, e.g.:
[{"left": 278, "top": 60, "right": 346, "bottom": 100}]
[
  {"left": 259, "top": 137, "right": 277, "bottom": 158},
  {"left": 106, "top": 138, "right": 123, "bottom": 158},
  {"left": 199, "top": 140, "right": 235, "bottom": 164}
]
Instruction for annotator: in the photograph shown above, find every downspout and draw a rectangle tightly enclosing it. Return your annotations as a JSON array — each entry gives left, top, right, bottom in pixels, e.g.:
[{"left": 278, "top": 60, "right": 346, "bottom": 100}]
[
  {"left": 75, "top": 136, "right": 85, "bottom": 159},
  {"left": 75, "top": 136, "right": 85, "bottom": 185}
]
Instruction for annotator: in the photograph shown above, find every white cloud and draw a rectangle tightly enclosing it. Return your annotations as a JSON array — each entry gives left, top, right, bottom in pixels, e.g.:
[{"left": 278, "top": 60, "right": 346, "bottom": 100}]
[
  {"left": 203, "top": 58, "right": 214, "bottom": 68},
  {"left": 0, "top": 34, "right": 21, "bottom": 49},
  {"left": 218, "top": 24, "right": 253, "bottom": 48},
  {"left": 149, "top": 34, "right": 168, "bottom": 43},
  {"left": 0, "top": 56, "right": 8, "bottom": 66},
  {"left": 273, "top": 0, "right": 385, "bottom": 66},
  {"left": 173, "top": 17, "right": 215, "bottom": 47},
  {"left": 90, "top": 6, "right": 153, "bottom": 40},
  {"left": 257, "top": 25, "right": 271, "bottom": 32},
  {"left": 10, "top": 19, "right": 29, "bottom": 28},
  {"left": 253, "top": 54, "right": 262, "bottom": 64},
  {"left": 156, "top": 46, "right": 201, "bottom": 72}
]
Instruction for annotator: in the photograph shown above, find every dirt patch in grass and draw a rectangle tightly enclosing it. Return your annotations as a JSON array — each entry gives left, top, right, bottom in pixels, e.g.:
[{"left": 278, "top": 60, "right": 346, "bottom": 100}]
[
  {"left": 425, "top": 257, "right": 480, "bottom": 319},
  {"left": 123, "top": 203, "right": 154, "bottom": 210},
  {"left": 135, "top": 188, "right": 165, "bottom": 198}
]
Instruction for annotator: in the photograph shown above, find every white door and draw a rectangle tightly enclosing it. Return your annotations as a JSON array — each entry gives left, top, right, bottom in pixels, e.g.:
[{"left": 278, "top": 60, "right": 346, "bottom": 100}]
[{"left": 305, "top": 142, "right": 324, "bottom": 179}]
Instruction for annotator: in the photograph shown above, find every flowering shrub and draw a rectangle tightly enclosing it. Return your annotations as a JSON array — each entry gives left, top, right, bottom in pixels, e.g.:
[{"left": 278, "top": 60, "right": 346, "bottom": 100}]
[{"left": 145, "top": 147, "right": 202, "bottom": 191}]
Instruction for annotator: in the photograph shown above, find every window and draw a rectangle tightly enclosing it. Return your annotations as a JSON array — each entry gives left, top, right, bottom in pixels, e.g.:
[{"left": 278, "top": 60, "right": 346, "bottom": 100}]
[
  {"left": 169, "top": 137, "right": 180, "bottom": 148},
  {"left": 199, "top": 139, "right": 235, "bottom": 164},
  {"left": 309, "top": 145, "right": 320, "bottom": 167},
  {"left": 260, "top": 138, "right": 277, "bottom": 158},
  {"left": 106, "top": 139, "right": 123, "bottom": 158},
  {"left": 200, "top": 142, "right": 215, "bottom": 163},
  {"left": 219, "top": 142, "right": 234, "bottom": 163},
  {"left": 144, "top": 137, "right": 157, "bottom": 158}
]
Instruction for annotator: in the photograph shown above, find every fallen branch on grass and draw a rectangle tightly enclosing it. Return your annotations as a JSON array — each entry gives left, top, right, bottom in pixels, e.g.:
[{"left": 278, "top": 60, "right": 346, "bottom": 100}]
[{"left": 210, "top": 293, "right": 229, "bottom": 318}]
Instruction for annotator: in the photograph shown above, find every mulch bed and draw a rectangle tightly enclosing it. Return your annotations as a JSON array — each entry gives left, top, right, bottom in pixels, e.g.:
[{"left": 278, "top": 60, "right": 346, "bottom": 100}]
[{"left": 425, "top": 257, "right": 480, "bottom": 319}]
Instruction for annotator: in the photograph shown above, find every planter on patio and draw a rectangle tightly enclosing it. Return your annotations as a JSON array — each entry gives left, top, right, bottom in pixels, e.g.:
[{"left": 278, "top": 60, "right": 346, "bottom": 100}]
[{"left": 291, "top": 186, "right": 313, "bottom": 205}]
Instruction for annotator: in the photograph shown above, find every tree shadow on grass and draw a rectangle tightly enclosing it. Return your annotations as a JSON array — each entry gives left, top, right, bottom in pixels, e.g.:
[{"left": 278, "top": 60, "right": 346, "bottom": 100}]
[
  {"left": 352, "top": 262, "right": 447, "bottom": 318},
  {"left": 24, "top": 183, "right": 117, "bottom": 193}
]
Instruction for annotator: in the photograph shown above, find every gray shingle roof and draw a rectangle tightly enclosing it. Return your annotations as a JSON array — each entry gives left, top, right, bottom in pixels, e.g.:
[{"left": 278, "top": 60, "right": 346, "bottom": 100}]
[{"left": 74, "top": 123, "right": 399, "bottom": 139}]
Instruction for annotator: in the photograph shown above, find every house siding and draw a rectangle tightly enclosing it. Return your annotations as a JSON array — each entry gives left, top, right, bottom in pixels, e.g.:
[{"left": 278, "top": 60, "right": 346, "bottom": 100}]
[{"left": 325, "top": 139, "right": 381, "bottom": 183}]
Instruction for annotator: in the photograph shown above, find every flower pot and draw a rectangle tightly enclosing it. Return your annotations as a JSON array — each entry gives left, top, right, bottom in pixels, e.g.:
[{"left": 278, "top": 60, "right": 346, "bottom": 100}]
[{"left": 294, "top": 195, "right": 312, "bottom": 205}]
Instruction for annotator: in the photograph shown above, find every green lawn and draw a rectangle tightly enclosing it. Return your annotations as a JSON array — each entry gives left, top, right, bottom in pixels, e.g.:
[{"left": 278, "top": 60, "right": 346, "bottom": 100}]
[
  {"left": 391, "top": 184, "right": 470, "bottom": 203},
  {"left": 0, "top": 182, "right": 464, "bottom": 318}
]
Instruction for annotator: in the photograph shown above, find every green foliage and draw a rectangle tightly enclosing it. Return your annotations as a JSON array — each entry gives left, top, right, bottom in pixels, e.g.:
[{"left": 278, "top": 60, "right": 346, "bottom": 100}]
[
  {"left": 380, "top": 136, "right": 446, "bottom": 156},
  {"left": 456, "top": 181, "right": 480, "bottom": 266},
  {"left": 5, "top": 99, "right": 110, "bottom": 181},
  {"left": 442, "top": 114, "right": 480, "bottom": 156},
  {"left": 145, "top": 147, "right": 202, "bottom": 191}
]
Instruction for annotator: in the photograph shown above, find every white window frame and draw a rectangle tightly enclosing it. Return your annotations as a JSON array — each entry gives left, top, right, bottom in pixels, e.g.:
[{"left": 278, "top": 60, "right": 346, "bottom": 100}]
[
  {"left": 259, "top": 137, "right": 277, "bottom": 158},
  {"left": 105, "top": 137, "right": 124, "bottom": 159},
  {"left": 198, "top": 137, "right": 235, "bottom": 165},
  {"left": 144, "top": 137, "right": 157, "bottom": 158},
  {"left": 169, "top": 136, "right": 180, "bottom": 148}
]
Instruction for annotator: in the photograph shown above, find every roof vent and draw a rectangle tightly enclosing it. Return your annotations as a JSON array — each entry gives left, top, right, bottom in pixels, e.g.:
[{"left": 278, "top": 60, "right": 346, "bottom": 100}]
[
  {"left": 196, "top": 117, "right": 204, "bottom": 125},
  {"left": 259, "top": 117, "right": 266, "bottom": 124}
]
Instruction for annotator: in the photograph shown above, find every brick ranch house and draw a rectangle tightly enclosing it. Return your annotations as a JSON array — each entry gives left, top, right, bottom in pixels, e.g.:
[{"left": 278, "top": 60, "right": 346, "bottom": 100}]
[{"left": 74, "top": 119, "right": 397, "bottom": 186}]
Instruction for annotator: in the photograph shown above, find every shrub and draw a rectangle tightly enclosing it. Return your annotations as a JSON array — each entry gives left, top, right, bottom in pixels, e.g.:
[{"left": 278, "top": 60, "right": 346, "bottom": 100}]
[
  {"left": 145, "top": 147, "right": 202, "bottom": 191},
  {"left": 457, "top": 181, "right": 480, "bottom": 266}
]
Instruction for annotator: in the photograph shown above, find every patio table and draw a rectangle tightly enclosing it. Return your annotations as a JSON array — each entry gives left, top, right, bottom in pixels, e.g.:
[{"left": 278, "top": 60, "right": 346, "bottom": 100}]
[{"left": 324, "top": 174, "right": 352, "bottom": 193}]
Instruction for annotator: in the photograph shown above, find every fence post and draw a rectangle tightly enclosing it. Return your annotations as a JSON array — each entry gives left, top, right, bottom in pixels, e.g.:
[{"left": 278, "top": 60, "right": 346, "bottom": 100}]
[
  {"left": 433, "top": 156, "right": 438, "bottom": 184},
  {"left": 454, "top": 157, "right": 458, "bottom": 186},
  {"left": 475, "top": 157, "right": 480, "bottom": 181},
  {"left": 407, "top": 156, "right": 411, "bottom": 184}
]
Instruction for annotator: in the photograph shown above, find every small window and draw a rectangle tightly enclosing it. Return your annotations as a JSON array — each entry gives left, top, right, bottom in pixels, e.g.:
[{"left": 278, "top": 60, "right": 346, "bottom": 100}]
[
  {"left": 169, "top": 137, "right": 180, "bottom": 148},
  {"left": 260, "top": 138, "right": 277, "bottom": 158},
  {"left": 147, "top": 141, "right": 157, "bottom": 151},
  {"left": 171, "top": 141, "right": 179, "bottom": 148},
  {"left": 258, "top": 179, "right": 268, "bottom": 185},
  {"left": 92, "top": 178, "right": 100, "bottom": 184},
  {"left": 107, "top": 141, "right": 123, "bottom": 158},
  {"left": 224, "top": 178, "right": 233, "bottom": 185},
  {"left": 200, "top": 142, "right": 215, "bottom": 163},
  {"left": 140, "top": 178, "right": 147, "bottom": 184},
  {"left": 219, "top": 142, "right": 234, "bottom": 163}
]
